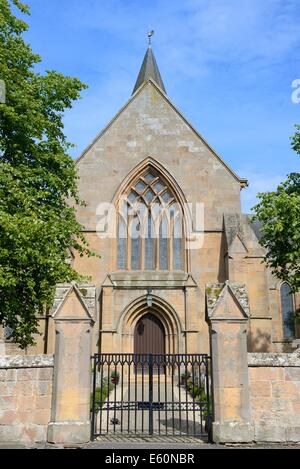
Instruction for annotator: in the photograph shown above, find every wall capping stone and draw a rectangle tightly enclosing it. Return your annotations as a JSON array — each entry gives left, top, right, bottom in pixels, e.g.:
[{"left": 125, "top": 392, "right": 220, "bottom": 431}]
[
  {"left": 0, "top": 354, "right": 54, "bottom": 369},
  {"left": 248, "top": 351, "right": 300, "bottom": 367}
]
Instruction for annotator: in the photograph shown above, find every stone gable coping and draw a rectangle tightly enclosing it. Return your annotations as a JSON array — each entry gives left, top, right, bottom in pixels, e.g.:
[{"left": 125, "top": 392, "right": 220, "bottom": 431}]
[
  {"left": 206, "top": 283, "right": 225, "bottom": 314},
  {"left": 206, "top": 281, "right": 250, "bottom": 319},
  {"left": 224, "top": 213, "right": 265, "bottom": 257},
  {"left": 76, "top": 79, "right": 247, "bottom": 187},
  {"left": 50, "top": 283, "right": 96, "bottom": 319},
  {"left": 0, "top": 354, "right": 54, "bottom": 369}
]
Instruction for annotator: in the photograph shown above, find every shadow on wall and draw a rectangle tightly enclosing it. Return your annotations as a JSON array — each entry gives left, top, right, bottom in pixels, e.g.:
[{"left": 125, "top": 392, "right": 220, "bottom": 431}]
[
  {"left": 218, "top": 228, "right": 227, "bottom": 284},
  {"left": 248, "top": 329, "right": 271, "bottom": 352}
]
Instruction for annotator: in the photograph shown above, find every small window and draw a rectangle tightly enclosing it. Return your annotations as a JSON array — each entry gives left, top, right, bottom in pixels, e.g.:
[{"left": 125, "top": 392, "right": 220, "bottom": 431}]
[
  {"left": 4, "top": 326, "right": 14, "bottom": 341},
  {"left": 281, "top": 282, "right": 295, "bottom": 339}
]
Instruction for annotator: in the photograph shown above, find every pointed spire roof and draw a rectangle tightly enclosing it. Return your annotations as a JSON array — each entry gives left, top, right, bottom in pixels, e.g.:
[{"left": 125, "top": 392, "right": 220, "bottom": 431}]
[{"left": 132, "top": 46, "right": 166, "bottom": 95}]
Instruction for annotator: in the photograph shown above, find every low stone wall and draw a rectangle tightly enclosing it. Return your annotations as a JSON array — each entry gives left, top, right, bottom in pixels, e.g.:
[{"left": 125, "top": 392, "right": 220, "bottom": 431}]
[
  {"left": 248, "top": 351, "right": 300, "bottom": 442},
  {"left": 0, "top": 355, "right": 54, "bottom": 444}
]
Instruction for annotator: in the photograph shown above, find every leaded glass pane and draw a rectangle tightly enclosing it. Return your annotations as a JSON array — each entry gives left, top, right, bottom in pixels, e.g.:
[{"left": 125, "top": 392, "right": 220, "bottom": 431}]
[
  {"left": 170, "top": 203, "right": 180, "bottom": 218},
  {"left": 144, "top": 172, "right": 155, "bottom": 182},
  {"left": 153, "top": 181, "right": 164, "bottom": 193},
  {"left": 131, "top": 216, "right": 141, "bottom": 270},
  {"left": 135, "top": 181, "right": 146, "bottom": 192},
  {"left": 131, "top": 238, "right": 140, "bottom": 270},
  {"left": 173, "top": 239, "right": 182, "bottom": 270},
  {"left": 128, "top": 191, "right": 138, "bottom": 203},
  {"left": 159, "top": 217, "right": 169, "bottom": 270},
  {"left": 145, "top": 215, "right": 154, "bottom": 270},
  {"left": 173, "top": 216, "right": 183, "bottom": 270},
  {"left": 162, "top": 192, "right": 172, "bottom": 203},
  {"left": 145, "top": 190, "right": 155, "bottom": 203},
  {"left": 117, "top": 218, "right": 127, "bottom": 269},
  {"left": 117, "top": 238, "right": 127, "bottom": 269},
  {"left": 281, "top": 283, "right": 295, "bottom": 339}
]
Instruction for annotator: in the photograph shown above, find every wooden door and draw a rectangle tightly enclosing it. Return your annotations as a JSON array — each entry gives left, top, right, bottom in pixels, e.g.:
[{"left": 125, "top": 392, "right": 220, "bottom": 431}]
[{"left": 134, "top": 313, "right": 165, "bottom": 355}]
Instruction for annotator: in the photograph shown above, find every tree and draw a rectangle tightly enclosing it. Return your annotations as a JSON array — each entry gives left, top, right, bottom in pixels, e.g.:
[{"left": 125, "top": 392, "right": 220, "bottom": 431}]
[
  {"left": 253, "top": 126, "right": 300, "bottom": 293},
  {"left": 0, "top": 0, "right": 95, "bottom": 348}
]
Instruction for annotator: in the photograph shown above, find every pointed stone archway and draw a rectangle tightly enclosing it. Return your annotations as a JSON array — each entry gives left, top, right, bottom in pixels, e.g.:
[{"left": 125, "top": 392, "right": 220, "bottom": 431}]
[{"left": 118, "top": 294, "right": 184, "bottom": 355}]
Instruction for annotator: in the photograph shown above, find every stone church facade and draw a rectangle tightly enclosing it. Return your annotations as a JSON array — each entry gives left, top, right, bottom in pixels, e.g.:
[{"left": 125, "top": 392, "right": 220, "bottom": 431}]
[{"left": 1, "top": 46, "right": 299, "bottom": 356}]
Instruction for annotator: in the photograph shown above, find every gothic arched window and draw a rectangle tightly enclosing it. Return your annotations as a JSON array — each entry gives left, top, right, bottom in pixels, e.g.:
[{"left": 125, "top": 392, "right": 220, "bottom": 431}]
[
  {"left": 280, "top": 282, "right": 295, "bottom": 339},
  {"left": 117, "top": 168, "right": 185, "bottom": 271}
]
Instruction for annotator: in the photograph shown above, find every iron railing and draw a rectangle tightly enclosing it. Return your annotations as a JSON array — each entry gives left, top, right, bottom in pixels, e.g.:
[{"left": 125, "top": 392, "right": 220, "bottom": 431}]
[{"left": 91, "top": 353, "right": 212, "bottom": 439}]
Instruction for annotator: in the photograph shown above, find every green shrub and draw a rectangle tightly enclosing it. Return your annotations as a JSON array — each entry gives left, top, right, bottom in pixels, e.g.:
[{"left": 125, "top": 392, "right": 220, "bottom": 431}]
[
  {"left": 195, "top": 390, "right": 212, "bottom": 419},
  {"left": 186, "top": 383, "right": 204, "bottom": 399},
  {"left": 90, "top": 380, "right": 113, "bottom": 412}
]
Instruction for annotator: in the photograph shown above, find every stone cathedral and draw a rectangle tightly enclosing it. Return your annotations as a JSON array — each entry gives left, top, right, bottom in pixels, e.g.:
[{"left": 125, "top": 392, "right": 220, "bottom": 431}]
[{"left": 1, "top": 45, "right": 299, "bottom": 356}]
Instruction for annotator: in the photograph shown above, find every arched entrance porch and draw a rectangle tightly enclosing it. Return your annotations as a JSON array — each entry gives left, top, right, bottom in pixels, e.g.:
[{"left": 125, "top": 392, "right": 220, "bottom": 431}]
[{"left": 118, "top": 294, "right": 184, "bottom": 355}]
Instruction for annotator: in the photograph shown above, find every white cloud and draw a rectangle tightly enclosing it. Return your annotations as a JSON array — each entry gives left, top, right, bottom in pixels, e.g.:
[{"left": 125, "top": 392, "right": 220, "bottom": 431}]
[{"left": 63, "top": 0, "right": 300, "bottom": 78}]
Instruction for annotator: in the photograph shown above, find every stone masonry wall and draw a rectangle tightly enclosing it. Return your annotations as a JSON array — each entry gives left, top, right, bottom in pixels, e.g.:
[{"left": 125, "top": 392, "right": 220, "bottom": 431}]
[
  {"left": 248, "top": 351, "right": 300, "bottom": 442},
  {"left": 0, "top": 355, "right": 54, "bottom": 444}
]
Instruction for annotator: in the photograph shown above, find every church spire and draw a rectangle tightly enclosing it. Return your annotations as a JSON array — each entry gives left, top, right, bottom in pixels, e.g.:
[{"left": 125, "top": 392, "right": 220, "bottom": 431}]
[{"left": 132, "top": 32, "right": 166, "bottom": 95}]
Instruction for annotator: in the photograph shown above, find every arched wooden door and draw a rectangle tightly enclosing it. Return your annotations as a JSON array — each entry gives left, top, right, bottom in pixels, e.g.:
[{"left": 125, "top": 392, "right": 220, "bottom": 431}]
[{"left": 134, "top": 313, "right": 165, "bottom": 355}]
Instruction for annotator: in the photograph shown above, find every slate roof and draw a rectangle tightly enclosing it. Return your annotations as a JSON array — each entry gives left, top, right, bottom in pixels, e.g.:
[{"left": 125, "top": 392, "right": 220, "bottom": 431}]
[
  {"left": 246, "top": 215, "right": 263, "bottom": 241},
  {"left": 132, "top": 46, "right": 166, "bottom": 95},
  {"left": 224, "top": 213, "right": 264, "bottom": 252}
]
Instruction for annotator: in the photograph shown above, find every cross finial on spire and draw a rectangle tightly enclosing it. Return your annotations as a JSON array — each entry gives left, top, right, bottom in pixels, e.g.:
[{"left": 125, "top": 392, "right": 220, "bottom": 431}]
[{"left": 148, "top": 30, "right": 154, "bottom": 47}]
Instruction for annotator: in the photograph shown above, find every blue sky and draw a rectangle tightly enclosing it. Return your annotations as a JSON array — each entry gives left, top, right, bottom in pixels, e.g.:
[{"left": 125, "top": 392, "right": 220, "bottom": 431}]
[{"left": 22, "top": 0, "right": 300, "bottom": 212}]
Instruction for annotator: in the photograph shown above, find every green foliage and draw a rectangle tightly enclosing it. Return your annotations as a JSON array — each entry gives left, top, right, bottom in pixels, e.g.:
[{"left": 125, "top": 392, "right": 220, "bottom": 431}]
[
  {"left": 185, "top": 382, "right": 212, "bottom": 419},
  {"left": 252, "top": 126, "right": 300, "bottom": 293},
  {"left": 291, "top": 125, "right": 300, "bottom": 155},
  {"left": 195, "top": 390, "right": 212, "bottom": 420},
  {"left": 0, "top": 0, "right": 96, "bottom": 348},
  {"left": 187, "top": 382, "right": 202, "bottom": 399},
  {"left": 91, "top": 379, "right": 114, "bottom": 412}
]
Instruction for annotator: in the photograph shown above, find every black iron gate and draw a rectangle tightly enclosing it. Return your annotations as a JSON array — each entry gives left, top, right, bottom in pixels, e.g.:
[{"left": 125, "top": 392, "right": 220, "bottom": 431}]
[{"left": 91, "top": 354, "right": 212, "bottom": 440}]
